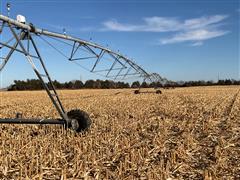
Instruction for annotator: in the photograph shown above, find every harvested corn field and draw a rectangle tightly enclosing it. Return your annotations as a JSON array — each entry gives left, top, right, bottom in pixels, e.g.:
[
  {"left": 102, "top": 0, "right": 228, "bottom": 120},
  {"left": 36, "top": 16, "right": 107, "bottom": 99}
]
[{"left": 0, "top": 86, "right": 240, "bottom": 179}]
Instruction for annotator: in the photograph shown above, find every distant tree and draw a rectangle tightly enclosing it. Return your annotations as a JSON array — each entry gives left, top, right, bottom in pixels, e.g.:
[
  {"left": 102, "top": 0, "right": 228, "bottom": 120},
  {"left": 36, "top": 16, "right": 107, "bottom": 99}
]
[
  {"left": 64, "top": 81, "right": 74, "bottom": 89},
  {"left": 101, "top": 80, "right": 116, "bottom": 89},
  {"left": 224, "top": 79, "right": 232, "bottom": 85},
  {"left": 116, "top": 81, "right": 128, "bottom": 88},
  {"left": 217, "top": 80, "right": 226, "bottom": 85},
  {"left": 233, "top": 80, "right": 240, "bottom": 85},
  {"left": 123, "top": 82, "right": 130, "bottom": 88},
  {"left": 95, "top": 79, "right": 102, "bottom": 89},
  {"left": 149, "top": 81, "right": 163, "bottom": 88},
  {"left": 149, "top": 82, "right": 156, "bottom": 88},
  {"left": 131, "top": 81, "right": 140, "bottom": 88},
  {"left": 8, "top": 84, "right": 17, "bottom": 91},
  {"left": 9, "top": 78, "right": 240, "bottom": 91},
  {"left": 206, "top": 81, "right": 214, "bottom": 86},
  {"left": 141, "top": 82, "right": 149, "bottom": 88},
  {"left": 73, "top": 80, "right": 84, "bottom": 89},
  {"left": 52, "top": 80, "right": 62, "bottom": 89},
  {"left": 84, "top": 80, "right": 95, "bottom": 88},
  {"left": 116, "top": 81, "right": 123, "bottom": 89}
]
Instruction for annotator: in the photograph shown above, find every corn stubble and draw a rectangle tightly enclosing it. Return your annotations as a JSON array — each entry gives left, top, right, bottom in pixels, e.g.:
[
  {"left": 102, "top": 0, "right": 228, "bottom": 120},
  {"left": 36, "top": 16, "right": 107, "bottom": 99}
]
[{"left": 0, "top": 86, "right": 239, "bottom": 179}]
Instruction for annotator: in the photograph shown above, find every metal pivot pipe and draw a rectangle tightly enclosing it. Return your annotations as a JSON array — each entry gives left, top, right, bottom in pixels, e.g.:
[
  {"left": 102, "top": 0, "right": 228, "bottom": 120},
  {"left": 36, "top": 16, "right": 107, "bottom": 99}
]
[
  {"left": 0, "top": 14, "right": 151, "bottom": 79},
  {"left": 0, "top": 118, "right": 65, "bottom": 124}
]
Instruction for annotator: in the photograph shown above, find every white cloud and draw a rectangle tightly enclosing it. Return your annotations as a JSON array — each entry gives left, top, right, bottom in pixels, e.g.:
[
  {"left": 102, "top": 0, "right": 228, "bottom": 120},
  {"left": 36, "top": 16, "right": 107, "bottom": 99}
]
[
  {"left": 103, "top": 15, "right": 228, "bottom": 32},
  {"left": 143, "top": 17, "right": 181, "bottom": 32},
  {"left": 191, "top": 41, "right": 203, "bottom": 46},
  {"left": 102, "top": 15, "right": 229, "bottom": 46},
  {"left": 160, "top": 29, "right": 229, "bottom": 44},
  {"left": 103, "top": 17, "right": 181, "bottom": 32},
  {"left": 103, "top": 20, "right": 141, "bottom": 31},
  {"left": 183, "top": 15, "right": 228, "bottom": 30}
]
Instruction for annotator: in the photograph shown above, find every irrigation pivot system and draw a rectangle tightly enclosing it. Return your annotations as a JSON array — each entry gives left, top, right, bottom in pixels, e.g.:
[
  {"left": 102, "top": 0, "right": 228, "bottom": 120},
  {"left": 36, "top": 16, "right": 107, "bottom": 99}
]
[{"left": 0, "top": 9, "right": 167, "bottom": 132}]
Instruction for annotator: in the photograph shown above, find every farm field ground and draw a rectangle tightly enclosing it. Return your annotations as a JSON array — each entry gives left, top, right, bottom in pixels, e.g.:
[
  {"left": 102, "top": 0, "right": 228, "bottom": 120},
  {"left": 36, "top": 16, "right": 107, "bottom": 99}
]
[{"left": 0, "top": 86, "right": 239, "bottom": 179}]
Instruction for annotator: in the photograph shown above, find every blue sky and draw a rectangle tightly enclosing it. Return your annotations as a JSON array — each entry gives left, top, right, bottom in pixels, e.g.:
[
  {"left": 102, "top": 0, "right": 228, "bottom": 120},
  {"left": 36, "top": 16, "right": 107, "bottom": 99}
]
[{"left": 0, "top": 0, "right": 239, "bottom": 87}]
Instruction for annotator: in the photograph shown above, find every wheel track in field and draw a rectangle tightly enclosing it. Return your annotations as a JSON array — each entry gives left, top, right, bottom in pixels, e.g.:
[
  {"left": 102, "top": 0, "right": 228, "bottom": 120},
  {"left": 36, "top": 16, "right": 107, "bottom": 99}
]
[
  {"left": 207, "top": 88, "right": 240, "bottom": 119},
  {"left": 170, "top": 89, "right": 238, "bottom": 128},
  {"left": 151, "top": 90, "right": 232, "bottom": 121},
  {"left": 198, "top": 88, "right": 240, "bottom": 121},
  {"left": 176, "top": 92, "right": 230, "bottom": 116},
  {"left": 224, "top": 88, "right": 240, "bottom": 118},
  {"left": 209, "top": 88, "right": 240, "bottom": 138},
  {"left": 204, "top": 94, "right": 232, "bottom": 117}
]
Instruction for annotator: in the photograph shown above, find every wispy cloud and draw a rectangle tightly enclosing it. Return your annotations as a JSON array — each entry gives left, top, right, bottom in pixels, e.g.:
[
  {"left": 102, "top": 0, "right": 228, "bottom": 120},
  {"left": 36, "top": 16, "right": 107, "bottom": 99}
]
[
  {"left": 103, "top": 15, "right": 228, "bottom": 32},
  {"left": 103, "top": 17, "right": 181, "bottom": 32},
  {"left": 161, "top": 29, "right": 229, "bottom": 45},
  {"left": 191, "top": 41, "right": 203, "bottom": 46},
  {"left": 102, "top": 15, "right": 229, "bottom": 46}
]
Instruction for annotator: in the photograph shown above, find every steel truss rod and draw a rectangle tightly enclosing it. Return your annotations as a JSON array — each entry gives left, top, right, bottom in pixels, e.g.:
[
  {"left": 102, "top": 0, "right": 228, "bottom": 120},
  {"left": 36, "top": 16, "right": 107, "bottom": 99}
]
[
  {"left": 108, "top": 73, "right": 139, "bottom": 79},
  {"left": 0, "top": 33, "right": 20, "bottom": 48},
  {"left": 70, "top": 56, "right": 97, "bottom": 61},
  {"left": 69, "top": 41, "right": 76, "bottom": 60},
  {"left": 91, "top": 50, "right": 105, "bottom": 72},
  {"left": 0, "top": 41, "right": 39, "bottom": 59},
  {"left": 0, "top": 32, "right": 25, "bottom": 71},
  {"left": 83, "top": 44, "right": 99, "bottom": 57},
  {"left": 69, "top": 42, "right": 99, "bottom": 61},
  {"left": 106, "top": 60, "right": 117, "bottom": 77},
  {"left": 0, "top": 21, "right": 5, "bottom": 33},
  {"left": 107, "top": 72, "right": 141, "bottom": 78},
  {"left": 92, "top": 67, "right": 125, "bottom": 73},
  {"left": 114, "top": 61, "right": 128, "bottom": 79},
  {"left": 108, "top": 53, "right": 127, "bottom": 68}
]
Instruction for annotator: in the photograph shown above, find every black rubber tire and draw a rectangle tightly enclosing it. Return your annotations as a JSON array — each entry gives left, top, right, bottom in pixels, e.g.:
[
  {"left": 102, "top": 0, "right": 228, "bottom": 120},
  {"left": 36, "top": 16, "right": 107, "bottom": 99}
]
[
  {"left": 134, "top": 90, "right": 140, "bottom": 94},
  {"left": 156, "top": 90, "right": 162, "bottom": 94},
  {"left": 67, "top": 109, "right": 92, "bottom": 132}
]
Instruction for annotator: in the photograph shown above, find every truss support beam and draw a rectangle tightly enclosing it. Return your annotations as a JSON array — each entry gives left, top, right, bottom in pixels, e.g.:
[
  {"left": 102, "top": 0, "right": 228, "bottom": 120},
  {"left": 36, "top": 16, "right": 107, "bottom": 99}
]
[
  {"left": 7, "top": 23, "right": 68, "bottom": 122},
  {"left": 0, "top": 41, "right": 39, "bottom": 59},
  {"left": 29, "top": 35, "right": 67, "bottom": 119},
  {"left": 91, "top": 49, "right": 104, "bottom": 72}
]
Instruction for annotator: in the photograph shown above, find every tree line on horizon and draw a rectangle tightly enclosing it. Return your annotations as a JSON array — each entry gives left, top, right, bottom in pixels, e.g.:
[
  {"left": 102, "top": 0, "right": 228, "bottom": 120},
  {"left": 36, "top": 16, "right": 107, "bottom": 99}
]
[{"left": 6, "top": 78, "right": 240, "bottom": 91}]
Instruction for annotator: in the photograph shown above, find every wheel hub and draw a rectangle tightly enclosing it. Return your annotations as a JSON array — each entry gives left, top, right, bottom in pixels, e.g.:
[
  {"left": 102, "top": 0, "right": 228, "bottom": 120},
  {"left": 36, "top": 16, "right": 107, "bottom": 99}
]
[{"left": 70, "top": 118, "right": 79, "bottom": 131}]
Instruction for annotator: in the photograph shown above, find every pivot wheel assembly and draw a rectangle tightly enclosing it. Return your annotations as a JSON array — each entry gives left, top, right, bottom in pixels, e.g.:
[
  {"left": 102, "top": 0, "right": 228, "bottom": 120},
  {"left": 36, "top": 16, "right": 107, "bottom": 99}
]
[
  {"left": 156, "top": 90, "right": 162, "bottom": 94},
  {"left": 0, "top": 8, "right": 167, "bottom": 133},
  {"left": 134, "top": 90, "right": 140, "bottom": 94},
  {"left": 67, "top": 109, "right": 92, "bottom": 132},
  {"left": 134, "top": 89, "right": 162, "bottom": 94}
]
